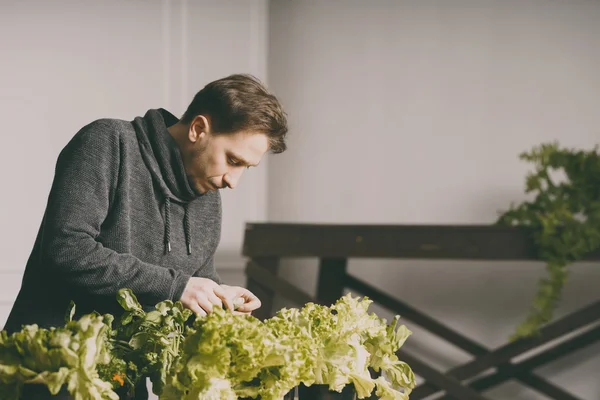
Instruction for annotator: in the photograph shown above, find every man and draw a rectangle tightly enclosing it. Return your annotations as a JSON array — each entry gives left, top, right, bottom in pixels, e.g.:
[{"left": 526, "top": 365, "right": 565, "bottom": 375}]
[{"left": 4, "top": 74, "right": 288, "bottom": 397}]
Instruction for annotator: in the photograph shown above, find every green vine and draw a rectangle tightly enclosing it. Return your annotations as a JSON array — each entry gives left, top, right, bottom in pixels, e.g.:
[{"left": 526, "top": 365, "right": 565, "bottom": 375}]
[{"left": 496, "top": 142, "right": 600, "bottom": 341}]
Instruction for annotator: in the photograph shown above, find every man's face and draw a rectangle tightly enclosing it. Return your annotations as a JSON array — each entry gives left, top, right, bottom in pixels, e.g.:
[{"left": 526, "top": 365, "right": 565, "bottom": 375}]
[{"left": 182, "top": 118, "right": 269, "bottom": 194}]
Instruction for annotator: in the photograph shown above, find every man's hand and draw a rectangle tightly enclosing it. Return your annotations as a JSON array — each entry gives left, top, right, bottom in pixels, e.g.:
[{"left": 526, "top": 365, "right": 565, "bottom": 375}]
[
  {"left": 180, "top": 277, "right": 233, "bottom": 316},
  {"left": 220, "top": 285, "right": 261, "bottom": 315}
]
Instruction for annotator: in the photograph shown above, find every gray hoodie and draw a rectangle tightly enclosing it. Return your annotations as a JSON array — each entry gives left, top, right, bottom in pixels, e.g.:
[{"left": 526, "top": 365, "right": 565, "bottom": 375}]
[{"left": 4, "top": 108, "right": 222, "bottom": 334}]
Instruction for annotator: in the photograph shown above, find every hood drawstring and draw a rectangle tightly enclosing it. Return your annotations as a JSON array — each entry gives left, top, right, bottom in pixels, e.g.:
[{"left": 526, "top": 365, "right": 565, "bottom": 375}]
[
  {"left": 164, "top": 197, "right": 192, "bottom": 255},
  {"left": 164, "top": 197, "right": 171, "bottom": 253},
  {"left": 184, "top": 204, "right": 192, "bottom": 255}
]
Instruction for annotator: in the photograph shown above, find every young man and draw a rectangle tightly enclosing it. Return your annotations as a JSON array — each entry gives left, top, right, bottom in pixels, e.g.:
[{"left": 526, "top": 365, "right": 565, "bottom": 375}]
[{"left": 4, "top": 73, "right": 287, "bottom": 335}]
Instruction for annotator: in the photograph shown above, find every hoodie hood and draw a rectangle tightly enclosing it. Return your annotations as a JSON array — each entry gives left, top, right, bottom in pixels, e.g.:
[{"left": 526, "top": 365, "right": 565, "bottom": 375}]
[
  {"left": 132, "top": 108, "right": 198, "bottom": 203},
  {"left": 132, "top": 108, "right": 200, "bottom": 255}
]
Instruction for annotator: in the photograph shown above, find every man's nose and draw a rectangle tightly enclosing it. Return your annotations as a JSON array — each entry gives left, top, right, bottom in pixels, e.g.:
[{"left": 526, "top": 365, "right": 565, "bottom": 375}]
[{"left": 223, "top": 170, "right": 242, "bottom": 189}]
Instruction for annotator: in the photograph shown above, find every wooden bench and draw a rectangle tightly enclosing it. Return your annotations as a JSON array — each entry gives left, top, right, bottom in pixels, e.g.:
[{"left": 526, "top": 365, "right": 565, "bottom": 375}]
[{"left": 243, "top": 223, "right": 600, "bottom": 400}]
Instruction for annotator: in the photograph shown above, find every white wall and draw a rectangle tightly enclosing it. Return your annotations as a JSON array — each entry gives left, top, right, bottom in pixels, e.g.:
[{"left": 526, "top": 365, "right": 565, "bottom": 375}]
[
  {"left": 0, "top": 0, "right": 266, "bottom": 326},
  {"left": 267, "top": 1, "right": 600, "bottom": 399}
]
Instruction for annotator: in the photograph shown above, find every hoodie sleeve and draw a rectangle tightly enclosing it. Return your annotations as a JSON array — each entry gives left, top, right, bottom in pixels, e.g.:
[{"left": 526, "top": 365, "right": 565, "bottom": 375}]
[
  {"left": 193, "top": 253, "right": 222, "bottom": 284},
  {"left": 40, "top": 121, "right": 190, "bottom": 306}
]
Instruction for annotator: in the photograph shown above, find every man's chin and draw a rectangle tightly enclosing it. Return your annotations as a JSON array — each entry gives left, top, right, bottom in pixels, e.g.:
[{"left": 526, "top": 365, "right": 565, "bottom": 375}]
[
  {"left": 194, "top": 182, "right": 219, "bottom": 195},
  {"left": 189, "top": 181, "right": 207, "bottom": 195},
  {"left": 196, "top": 185, "right": 211, "bottom": 195}
]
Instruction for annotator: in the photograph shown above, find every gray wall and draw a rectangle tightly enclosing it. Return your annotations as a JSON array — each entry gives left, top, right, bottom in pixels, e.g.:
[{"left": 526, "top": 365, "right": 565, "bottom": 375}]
[{"left": 266, "top": 1, "right": 600, "bottom": 399}]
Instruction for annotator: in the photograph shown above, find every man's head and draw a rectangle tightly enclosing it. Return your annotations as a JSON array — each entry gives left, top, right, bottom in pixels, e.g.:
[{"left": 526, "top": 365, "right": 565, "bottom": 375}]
[{"left": 169, "top": 74, "right": 288, "bottom": 194}]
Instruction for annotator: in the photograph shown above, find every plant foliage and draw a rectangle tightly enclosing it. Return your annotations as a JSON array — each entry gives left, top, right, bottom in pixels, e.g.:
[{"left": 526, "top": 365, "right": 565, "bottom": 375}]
[{"left": 497, "top": 142, "right": 600, "bottom": 340}]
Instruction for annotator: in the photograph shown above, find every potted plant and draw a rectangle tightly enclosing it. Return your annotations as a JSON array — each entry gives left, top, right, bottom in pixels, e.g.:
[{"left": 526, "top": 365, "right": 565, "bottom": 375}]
[
  {"left": 497, "top": 142, "right": 600, "bottom": 340},
  {"left": 2, "top": 291, "right": 416, "bottom": 400}
]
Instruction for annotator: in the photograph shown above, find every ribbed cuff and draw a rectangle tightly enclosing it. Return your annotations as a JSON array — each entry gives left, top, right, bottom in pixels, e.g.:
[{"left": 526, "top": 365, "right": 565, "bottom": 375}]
[{"left": 171, "top": 273, "right": 192, "bottom": 302}]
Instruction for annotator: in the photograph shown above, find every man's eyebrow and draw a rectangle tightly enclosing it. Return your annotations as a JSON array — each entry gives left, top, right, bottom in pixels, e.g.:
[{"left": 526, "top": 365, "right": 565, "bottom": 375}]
[{"left": 230, "top": 152, "right": 259, "bottom": 167}]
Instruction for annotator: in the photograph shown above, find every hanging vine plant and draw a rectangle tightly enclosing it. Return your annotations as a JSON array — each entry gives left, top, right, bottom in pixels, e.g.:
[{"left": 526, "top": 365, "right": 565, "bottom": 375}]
[{"left": 496, "top": 142, "right": 600, "bottom": 341}]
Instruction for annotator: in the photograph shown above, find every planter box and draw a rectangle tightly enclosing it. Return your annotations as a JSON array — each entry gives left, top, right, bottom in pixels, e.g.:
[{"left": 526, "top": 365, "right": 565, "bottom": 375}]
[
  {"left": 295, "top": 384, "right": 357, "bottom": 400},
  {"left": 20, "top": 384, "right": 71, "bottom": 400},
  {"left": 19, "top": 384, "right": 135, "bottom": 400},
  {"left": 21, "top": 383, "right": 357, "bottom": 400}
]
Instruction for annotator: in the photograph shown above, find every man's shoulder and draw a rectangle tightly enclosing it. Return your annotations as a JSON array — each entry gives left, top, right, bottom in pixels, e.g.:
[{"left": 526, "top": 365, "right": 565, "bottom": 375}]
[
  {"left": 76, "top": 117, "right": 136, "bottom": 142},
  {"left": 62, "top": 117, "right": 140, "bottom": 156},
  {"left": 56, "top": 117, "right": 139, "bottom": 163}
]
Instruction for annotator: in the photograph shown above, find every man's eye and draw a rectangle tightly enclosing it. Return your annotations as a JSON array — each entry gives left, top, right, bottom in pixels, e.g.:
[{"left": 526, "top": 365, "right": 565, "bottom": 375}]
[{"left": 228, "top": 158, "right": 240, "bottom": 166}]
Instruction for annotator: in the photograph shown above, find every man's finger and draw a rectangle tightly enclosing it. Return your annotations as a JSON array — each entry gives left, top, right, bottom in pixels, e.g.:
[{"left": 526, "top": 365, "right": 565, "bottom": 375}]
[
  {"left": 214, "top": 286, "right": 234, "bottom": 311},
  {"left": 207, "top": 292, "right": 224, "bottom": 309},
  {"left": 237, "top": 298, "right": 261, "bottom": 312},
  {"left": 196, "top": 308, "right": 207, "bottom": 317},
  {"left": 197, "top": 296, "right": 214, "bottom": 314},
  {"left": 188, "top": 302, "right": 206, "bottom": 317}
]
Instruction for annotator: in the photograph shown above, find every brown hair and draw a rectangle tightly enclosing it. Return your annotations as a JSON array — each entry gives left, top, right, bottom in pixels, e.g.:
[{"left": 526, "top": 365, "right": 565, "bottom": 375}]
[{"left": 181, "top": 74, "right": 288, "bottom": 154}]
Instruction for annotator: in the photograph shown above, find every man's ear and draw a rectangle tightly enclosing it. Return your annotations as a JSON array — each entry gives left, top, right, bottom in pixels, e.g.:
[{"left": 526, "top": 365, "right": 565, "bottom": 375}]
[{"left": 188, "top": 115, "right": 210, "bottom": 143}]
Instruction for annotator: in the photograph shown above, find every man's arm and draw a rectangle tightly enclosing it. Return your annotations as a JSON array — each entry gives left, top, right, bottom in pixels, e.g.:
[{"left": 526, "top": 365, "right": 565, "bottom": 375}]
[
  {"left": 40, "top": 121, "right": 190, "bottom": 306},
  {"left": 193, "top": 253, "right": 222, "bottom": 284}
]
